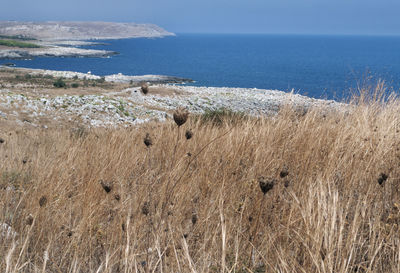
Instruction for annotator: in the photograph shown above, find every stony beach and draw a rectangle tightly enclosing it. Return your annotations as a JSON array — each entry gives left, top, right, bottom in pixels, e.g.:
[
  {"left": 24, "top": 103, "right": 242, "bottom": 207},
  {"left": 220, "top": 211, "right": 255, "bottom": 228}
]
[{"left": 0, "top": 66, "right": 344, "bottom": 128}]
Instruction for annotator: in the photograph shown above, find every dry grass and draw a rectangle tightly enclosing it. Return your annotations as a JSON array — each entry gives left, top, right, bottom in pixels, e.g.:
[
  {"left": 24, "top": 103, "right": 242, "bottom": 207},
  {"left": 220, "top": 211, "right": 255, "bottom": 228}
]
[{"left": 1, "top": 85, "right": 400, "bottom": 272}]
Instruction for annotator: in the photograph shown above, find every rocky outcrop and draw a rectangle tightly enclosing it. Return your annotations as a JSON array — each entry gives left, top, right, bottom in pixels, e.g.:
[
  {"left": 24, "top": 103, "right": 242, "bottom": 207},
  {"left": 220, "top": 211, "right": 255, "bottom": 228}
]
[
  {"left": 22, "top": 67, "right": 192, "bottom": 84},
  {"left": 0, "top": 47, "right": 117, "bottom": 59}
]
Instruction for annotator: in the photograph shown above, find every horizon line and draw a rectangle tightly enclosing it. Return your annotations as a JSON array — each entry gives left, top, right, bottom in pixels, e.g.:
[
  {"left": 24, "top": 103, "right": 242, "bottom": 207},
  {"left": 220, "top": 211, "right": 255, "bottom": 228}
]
[
  {"left": 1, "top": 20, "right": 399, "bottom": 37},
  {"left": 173, "top": 32, "right": 400, "bottom": 37}
]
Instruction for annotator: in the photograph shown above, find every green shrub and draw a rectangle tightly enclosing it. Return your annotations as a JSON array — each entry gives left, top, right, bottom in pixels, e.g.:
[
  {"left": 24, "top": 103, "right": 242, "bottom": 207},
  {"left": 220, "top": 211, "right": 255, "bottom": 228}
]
[
  {"left": 71, "top": 83, "right": 79, "bottom": 88},
  {"left": 53, "top": 78, "right": 67, "bottom": 88},
  {"left": 198, "top": 108, "right": 247, "bottom": 126}
]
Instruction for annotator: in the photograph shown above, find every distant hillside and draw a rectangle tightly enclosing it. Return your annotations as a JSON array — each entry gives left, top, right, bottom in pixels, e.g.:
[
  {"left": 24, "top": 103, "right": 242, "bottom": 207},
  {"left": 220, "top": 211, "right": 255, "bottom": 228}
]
[{"left": 0, "top": 21, "right": 175, "bottom": 40}]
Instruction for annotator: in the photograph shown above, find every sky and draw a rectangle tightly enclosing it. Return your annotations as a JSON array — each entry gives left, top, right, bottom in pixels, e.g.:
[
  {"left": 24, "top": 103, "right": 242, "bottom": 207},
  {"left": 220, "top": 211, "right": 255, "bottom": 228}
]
[{"left": 1, "top": 0, "right": 400, "bottom": 35}]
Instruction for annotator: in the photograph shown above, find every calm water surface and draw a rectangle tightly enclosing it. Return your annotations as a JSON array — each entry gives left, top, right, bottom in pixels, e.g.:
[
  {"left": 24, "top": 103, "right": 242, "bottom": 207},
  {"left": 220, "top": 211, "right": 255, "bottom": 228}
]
[{"left": 4, "top": 34, "right": 400, "bottom": 99}]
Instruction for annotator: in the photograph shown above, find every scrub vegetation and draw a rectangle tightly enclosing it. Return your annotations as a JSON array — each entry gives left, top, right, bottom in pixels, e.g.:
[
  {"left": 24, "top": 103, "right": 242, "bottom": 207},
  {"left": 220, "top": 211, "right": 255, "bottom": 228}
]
[
  {"left": 0, "top": 39, "right": 41, "bottom": 48},
  {"left": 1, "top": 84, "right": 400, "bottom": 272}
]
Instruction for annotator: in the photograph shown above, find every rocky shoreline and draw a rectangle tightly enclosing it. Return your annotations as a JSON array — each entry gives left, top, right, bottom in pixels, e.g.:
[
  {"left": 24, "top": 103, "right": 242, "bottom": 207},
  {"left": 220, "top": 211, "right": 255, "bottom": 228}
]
[
  {"left": 0, "top": 67, "right": 345, "bottom": 128},
  {"left": 0, "top": 46, "right": 117, "bottom": 59},
  {"left": 17, "top": 67, "right": 193, "bottom": 84},
  {"left": 0, "top": 21, "right": 175, "bottom": 59}
]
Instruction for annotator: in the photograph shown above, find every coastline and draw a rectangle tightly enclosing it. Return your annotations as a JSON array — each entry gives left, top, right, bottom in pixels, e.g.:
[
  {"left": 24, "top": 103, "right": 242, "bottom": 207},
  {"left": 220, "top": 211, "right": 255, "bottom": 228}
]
[
  {"left": 10, "top": 66, "right": 193, "bottom": 84},
  {"left": 0, "top": 45, "right": 118, "bottom": 59},
  {"left": 0, "top": 21, "right": 175, "bottom": 59},
  {"left": 0, "top": 66, "right": 345, "bottom": 128}
]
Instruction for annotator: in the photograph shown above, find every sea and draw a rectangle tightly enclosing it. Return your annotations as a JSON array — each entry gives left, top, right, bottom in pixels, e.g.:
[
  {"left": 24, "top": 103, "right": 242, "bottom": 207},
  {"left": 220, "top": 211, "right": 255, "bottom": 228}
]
[{"left": 3, "top": 33, "right": 400, "bottom": 100}]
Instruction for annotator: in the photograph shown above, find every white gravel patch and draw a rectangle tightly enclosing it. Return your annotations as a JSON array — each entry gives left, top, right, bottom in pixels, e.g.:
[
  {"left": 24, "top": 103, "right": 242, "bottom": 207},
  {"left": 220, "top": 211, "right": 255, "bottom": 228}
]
[{"left": 128, "top": 84, "right": 343, "bottom": 116}]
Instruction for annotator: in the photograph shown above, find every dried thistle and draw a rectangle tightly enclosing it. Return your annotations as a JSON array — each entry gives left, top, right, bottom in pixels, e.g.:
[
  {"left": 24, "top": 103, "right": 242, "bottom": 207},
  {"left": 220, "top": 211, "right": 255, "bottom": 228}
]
[
  {"left": 284, "top": 179, "right": 290, "bottom": 188},
  {"left": 279, "top": 166, "right": 289, "bottom": 178},
  {"left": 191, "top": 212, "right": 198, "bottom": 225},
  {"left": 26, "top": 214, "right": 34, "bottom": 225},
  {"left": 114, "top": 194, "right": 121, "bottom": 201},
  {"left": 378, "top": 173, "right": 388, "bottom": 186},
  {"left": 185, "top": 129, "right": 193, "bottom": 140},
  {"left": 165, "top": 246, "right": 171, "bottom": 257},
  {"left": 141, "top": 83, "right": 149, "bottom": 95},
  {"left": 144, "top": 133, "right": 153, "bottom": 147},
  {"left": 100, "top": 180, "right": 112, "bottom": 193},
  {"left": 39, "top": 196, "right": 48, "bottom": 207},
  {"left": 142, "top": 201, "right": 150, "bottom": 215},
  {"left": 173, "top": 108, "right": 189, "bottom": 127},
  {"left": 258, "top": 176, "right": 275, "bottom": 195}
]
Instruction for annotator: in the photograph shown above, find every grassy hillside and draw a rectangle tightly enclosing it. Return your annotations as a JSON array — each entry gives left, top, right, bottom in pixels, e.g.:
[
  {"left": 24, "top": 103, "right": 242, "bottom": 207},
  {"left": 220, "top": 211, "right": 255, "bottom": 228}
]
[
  {"left": 0, "top": 39, "right": 41, "bottom": 48},
  {"left": 1, "top": 85, "right": 400, "bottom": 272}
]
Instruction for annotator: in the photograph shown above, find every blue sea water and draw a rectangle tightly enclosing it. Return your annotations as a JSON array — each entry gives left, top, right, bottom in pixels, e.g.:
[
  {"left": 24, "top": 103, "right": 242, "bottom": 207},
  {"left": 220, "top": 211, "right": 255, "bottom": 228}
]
[{"left": 3, "top": 34, "right": 400, "bottom": 100}]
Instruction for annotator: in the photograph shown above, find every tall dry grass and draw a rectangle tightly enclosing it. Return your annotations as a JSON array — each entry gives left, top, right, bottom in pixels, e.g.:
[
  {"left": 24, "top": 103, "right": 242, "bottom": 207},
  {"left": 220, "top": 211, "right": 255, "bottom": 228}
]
[{"left": 1, "top": 85, "right": 400, "bottom": 272}]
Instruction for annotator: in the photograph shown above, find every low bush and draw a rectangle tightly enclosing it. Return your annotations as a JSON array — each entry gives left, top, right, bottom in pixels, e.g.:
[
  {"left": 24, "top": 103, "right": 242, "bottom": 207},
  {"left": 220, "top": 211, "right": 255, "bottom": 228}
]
[
  {"left": 96, "top": 77, "right": 105, "bottom": 83},
  {"left": 198, "top": 107, "right": 247, "bottom": 125},
  {"left": 53, "top": 78, "right": 67, "bottom": 88}
]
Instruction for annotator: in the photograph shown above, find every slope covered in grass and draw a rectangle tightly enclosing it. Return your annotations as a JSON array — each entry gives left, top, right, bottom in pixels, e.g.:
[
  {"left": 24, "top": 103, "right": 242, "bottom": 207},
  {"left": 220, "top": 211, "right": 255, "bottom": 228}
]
[
  {"left": 0, "top": 86, "right": 400, "bottom": 272},
  {"left": 0, "top": 39, "right": 41, "bottom": 48}
]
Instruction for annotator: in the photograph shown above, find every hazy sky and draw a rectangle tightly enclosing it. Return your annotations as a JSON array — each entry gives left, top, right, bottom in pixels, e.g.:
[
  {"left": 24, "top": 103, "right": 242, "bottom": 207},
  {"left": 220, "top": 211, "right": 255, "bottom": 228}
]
[{"left": 2, "top": 0, "right": 400, "bottom": 35}]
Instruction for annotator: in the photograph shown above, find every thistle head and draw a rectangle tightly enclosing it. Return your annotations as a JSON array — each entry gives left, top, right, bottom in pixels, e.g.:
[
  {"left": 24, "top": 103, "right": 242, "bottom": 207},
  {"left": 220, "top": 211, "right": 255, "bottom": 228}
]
[
  {"left": 142, "top": 201, "right": 150, "bottom": 215},
  {"left": 141, "top": 83, "right": 149, "bottom": 95},
  {"left": 279, "top": 166, "right": 289, "bottom": 178},
  {"left": 185, "top": 129, "right": 193, "bottom": 140},
  {"left": 39, "top": 196, "right": 48, "bottom": 207},
  {"left": 100, "top": 180, "right": 112, "bottom": 193},
  {"left": 173, "top": 108, "right": 189, "bottom": 127},
  {"left": 258, "top": 176, "right": 275, "bottom": 195},
  {"left": 144, "top": 133, "right": 153, "bottom": 147},
  {"left": 26, "top": 214, "right": 34, "bottom": 225},
  {"left": 378, "top": 173, "right": 388, "bottom": 186}
]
